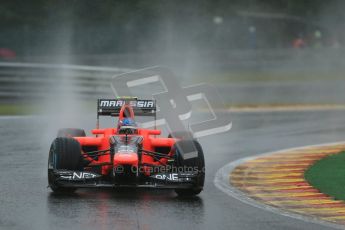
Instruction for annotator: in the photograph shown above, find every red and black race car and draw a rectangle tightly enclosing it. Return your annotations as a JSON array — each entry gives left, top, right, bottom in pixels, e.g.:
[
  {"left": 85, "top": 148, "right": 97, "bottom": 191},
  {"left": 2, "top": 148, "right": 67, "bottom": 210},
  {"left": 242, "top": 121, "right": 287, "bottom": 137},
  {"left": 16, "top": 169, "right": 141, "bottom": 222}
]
[{"left": 48, "top": 98, "right": 205, "bottom": 196}]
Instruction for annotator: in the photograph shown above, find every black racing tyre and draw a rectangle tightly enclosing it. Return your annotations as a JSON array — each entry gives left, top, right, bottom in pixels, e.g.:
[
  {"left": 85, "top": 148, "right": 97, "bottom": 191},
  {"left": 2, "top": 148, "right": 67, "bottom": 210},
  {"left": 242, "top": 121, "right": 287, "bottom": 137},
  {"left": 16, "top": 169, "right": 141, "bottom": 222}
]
[
  {"left": 173, "top": 139, "right": 205, "bottom": 197},
  {"left": 57, "top": 128, "right": 86, "bottom": 137},
  {"left": 168, "top": 131, "right": 194, "bottom": 140},
  {"left": 48, "top": 137, "right": 82, "bottom": 193},
  {"left": 57, "top": 128, "right": 97, "bottom": 161}
]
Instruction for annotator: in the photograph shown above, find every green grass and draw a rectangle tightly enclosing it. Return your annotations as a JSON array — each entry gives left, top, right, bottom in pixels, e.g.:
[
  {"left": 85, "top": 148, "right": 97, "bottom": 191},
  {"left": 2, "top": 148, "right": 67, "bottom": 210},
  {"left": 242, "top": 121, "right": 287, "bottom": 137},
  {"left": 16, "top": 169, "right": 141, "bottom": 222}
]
[
  {"left": 0, "top": 102, "right": 98, "bottom": 115},
  {"left": 305, "top": 151, "right": 345, "bottom": 201},
  {"left": 0, "top": 104, "right": 38, "bottom": 115}
]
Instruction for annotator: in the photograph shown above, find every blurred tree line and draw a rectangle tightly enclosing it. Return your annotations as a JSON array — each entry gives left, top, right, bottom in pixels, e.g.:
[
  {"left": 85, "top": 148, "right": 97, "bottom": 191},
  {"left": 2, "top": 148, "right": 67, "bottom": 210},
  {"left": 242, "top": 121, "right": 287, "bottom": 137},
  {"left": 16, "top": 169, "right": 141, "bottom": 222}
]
[{"left": 0, "top": 0, "right": 343, "bottom": 55}]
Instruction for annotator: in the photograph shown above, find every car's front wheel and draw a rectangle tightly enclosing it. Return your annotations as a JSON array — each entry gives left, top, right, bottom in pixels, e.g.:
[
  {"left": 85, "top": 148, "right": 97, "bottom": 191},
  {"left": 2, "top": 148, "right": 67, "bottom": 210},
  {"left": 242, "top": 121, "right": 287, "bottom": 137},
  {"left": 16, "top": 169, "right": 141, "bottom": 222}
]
[
  {"left": 172, "top": 139, "right": 205, "bottom": 197},
  {"left": 48, "top": 137, "right": 82, "bottom": 193}
]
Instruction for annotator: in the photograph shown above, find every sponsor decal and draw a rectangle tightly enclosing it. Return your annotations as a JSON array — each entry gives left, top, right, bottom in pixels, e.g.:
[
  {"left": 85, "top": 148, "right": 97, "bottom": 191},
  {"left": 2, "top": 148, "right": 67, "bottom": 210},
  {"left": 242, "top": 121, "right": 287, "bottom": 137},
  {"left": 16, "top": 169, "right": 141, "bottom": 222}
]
[
  {"left": 59, "top": 172, "right": 98, "bottom": 180},
  {"left": 153, "top": 173, "right": 179, "bottom": 181},
  {"left": 99, "top": 100, "right": 154, "bottom": 108}
]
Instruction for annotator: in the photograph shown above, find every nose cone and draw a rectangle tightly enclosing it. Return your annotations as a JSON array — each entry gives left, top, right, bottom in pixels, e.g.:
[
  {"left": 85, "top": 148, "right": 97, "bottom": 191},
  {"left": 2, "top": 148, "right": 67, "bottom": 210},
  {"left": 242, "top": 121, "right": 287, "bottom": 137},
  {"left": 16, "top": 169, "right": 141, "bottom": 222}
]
[{"left": 113, "top": 152, "right": 138, "bottom": 166}]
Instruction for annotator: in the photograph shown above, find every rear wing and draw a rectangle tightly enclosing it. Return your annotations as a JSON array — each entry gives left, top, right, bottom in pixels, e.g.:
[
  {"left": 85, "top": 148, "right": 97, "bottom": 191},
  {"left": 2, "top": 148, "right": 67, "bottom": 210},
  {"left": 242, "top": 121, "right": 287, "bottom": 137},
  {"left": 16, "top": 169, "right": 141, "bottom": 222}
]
[{"left": 97, "top": 99, "right": 156, "bottom": 117}]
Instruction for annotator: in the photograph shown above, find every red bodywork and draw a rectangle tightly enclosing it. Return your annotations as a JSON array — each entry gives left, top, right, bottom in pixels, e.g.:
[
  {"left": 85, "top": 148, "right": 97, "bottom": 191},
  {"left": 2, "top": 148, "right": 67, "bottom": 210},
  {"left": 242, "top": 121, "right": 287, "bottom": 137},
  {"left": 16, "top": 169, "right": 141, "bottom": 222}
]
[{"left": 74, "top": 104, "right": 176, "bottom": 177}]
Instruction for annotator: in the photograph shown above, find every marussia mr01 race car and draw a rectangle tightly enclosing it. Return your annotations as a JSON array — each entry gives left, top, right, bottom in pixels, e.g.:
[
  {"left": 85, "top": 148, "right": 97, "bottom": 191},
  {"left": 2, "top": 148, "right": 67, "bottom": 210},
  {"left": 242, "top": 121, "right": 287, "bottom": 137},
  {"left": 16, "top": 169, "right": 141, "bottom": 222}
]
[{"left": 48, "top": 98, "right": 205, "bottom": 196}]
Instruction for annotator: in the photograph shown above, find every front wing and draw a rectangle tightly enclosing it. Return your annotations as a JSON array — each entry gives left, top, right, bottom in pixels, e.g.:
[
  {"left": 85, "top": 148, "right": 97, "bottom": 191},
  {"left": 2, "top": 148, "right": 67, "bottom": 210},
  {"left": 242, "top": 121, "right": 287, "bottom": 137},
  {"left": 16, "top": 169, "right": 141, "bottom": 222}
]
[{"left": 49, "top": 169, "right": 200, "bottom": 189}]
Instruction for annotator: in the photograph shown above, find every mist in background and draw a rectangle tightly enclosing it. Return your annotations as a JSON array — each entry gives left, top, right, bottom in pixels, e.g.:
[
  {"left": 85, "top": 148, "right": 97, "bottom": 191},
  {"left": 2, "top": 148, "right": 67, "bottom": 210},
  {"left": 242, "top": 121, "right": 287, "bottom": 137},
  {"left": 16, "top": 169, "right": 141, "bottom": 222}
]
[
  {"left": 1, "top": 0, "right": 345, "bottom": 72},
  {"left": 1, "top": 0, "right": 345, "bottom": 122},
  {"left": 0, "top": 0, "right": 344, "bottom": 79},
  {"left": 1, "top": 0, "right": 344, "bottom": 54}
]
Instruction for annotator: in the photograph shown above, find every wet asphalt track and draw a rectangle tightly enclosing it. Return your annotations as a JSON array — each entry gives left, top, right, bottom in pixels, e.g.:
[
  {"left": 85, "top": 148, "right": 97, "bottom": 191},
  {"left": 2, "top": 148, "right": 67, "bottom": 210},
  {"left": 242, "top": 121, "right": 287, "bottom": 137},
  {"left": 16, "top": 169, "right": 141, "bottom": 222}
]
[{"left": 2, "top": 110, "right": 345, "bottom": 230}]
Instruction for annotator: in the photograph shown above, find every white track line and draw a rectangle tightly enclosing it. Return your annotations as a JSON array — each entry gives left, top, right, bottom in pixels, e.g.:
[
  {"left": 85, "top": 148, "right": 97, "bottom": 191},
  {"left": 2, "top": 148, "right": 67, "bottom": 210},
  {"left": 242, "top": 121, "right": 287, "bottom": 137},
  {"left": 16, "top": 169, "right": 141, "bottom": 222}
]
[
  {"left": 229, "top": 105, "right": 345, "bottom": 113},
  {"left": 0, "top": 61, "right": 134, "bottom": 73},
  {"left": 214, "top": 141, "right": 345, "bottom": 230}
]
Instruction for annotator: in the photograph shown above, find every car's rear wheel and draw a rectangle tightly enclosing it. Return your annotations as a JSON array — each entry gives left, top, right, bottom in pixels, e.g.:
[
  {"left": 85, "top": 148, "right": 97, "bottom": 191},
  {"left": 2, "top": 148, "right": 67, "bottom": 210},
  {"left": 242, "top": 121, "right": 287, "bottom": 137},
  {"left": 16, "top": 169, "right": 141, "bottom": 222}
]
[
  {"left": 57, "top": 128, "right": 86, "bottom": 137},
  {"left": 48, "top": 137, "right": 82, "bottom": 193},
  {"left": 172, "top": 139, "right": 205, "bottom": 197}
]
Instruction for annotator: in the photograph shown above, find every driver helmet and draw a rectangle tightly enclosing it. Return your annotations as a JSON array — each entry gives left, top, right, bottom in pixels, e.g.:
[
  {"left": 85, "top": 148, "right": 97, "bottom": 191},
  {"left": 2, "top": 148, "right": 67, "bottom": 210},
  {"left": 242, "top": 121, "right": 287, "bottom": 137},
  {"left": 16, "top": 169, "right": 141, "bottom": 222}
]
[{"left": 117, "top": 118, "right": 138, "bottom": 134}]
